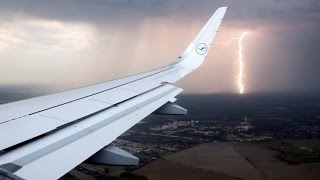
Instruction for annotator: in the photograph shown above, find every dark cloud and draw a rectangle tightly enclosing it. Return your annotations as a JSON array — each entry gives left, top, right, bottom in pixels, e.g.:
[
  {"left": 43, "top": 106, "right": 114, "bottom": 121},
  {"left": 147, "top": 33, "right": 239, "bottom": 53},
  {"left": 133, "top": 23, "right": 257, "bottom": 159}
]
[
  {"left": 0, "top": 0, "right": 319, "bottom": 93},
  {"left": 1, "top": 0, "right": 319, "bottom": 25},
  {"left": 0, "top": 0, "right": 183, "bottom": 23}
]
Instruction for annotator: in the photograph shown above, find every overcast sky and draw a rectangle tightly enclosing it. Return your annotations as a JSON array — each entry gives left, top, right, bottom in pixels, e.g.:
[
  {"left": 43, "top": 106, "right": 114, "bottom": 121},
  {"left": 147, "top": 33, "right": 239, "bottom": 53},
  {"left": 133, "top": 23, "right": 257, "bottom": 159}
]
[{"left": 0, "top": 0, "right": 319, "bottom": 94}]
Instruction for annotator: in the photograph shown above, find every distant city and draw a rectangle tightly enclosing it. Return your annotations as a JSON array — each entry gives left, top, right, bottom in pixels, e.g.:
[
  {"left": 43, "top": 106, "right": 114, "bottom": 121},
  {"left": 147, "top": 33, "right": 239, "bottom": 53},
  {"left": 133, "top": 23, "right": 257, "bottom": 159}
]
[{"left": 114, "top": 93, "right": 320, "bottom": 166}]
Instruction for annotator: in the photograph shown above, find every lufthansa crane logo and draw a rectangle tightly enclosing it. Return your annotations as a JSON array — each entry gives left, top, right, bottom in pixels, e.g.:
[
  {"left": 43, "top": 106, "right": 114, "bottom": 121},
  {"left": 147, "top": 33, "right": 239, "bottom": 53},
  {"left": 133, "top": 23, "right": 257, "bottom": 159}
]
[{"left": 196, "top": 43, "right": 208, "bottom": 55}]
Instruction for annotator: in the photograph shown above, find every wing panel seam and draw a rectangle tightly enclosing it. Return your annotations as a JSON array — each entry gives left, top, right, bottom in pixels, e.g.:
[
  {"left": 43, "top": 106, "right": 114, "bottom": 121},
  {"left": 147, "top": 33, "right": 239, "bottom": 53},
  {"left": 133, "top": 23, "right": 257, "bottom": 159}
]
[
  {"left": 1, "top": 67, "right": 174, "bottom": 125},
  {"left": 11, "top": 87, "right": 179, "bottom": 167}
]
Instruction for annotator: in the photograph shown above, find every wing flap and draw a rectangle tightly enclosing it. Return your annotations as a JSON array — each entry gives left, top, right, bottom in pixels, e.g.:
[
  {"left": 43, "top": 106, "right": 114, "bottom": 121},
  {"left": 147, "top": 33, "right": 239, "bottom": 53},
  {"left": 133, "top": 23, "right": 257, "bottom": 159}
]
[
  {"left": 0, "top": 84, "right": 181, "bottom": 180},
  {"left": 0, "top": 70, "right": 170, "bottom": 151},
  {"left": 0, "top": 115, "right": 66, "bottom": 151}
]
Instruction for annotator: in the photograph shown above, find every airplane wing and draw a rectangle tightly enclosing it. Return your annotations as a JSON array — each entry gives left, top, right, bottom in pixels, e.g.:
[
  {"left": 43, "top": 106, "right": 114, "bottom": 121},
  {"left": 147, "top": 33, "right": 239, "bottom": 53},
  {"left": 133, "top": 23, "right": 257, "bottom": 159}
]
[{"left": 0, "top": 7, "right": 227, "bottom": 180}]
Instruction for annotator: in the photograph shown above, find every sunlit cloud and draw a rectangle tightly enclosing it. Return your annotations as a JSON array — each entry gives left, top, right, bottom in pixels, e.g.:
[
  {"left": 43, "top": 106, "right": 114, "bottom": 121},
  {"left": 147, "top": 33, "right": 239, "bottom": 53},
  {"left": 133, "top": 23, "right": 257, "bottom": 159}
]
[
  {"left": 0, "top": 18, "right": 95, "bottom": 54},
  {"left": 0, "top": 42, "right": 8, "bottom": 53}
]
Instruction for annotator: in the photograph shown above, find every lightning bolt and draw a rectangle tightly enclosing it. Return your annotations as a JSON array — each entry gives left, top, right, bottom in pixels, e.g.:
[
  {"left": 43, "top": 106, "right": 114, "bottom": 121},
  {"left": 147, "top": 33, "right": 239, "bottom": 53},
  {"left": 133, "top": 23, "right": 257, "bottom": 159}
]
[{"left": 216, "top": 32, "right": 248, "bottom": 94}]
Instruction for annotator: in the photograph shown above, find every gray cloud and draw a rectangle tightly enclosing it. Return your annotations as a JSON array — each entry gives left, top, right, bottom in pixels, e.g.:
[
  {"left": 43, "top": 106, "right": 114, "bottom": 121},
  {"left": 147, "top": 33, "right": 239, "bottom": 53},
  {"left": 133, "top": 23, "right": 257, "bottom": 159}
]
[
  {"left": 0, "top": 0, "right": 182, "bottom": 24},
  {"left": 0, "top": 0, "right": 319, "bottom": 93},
  {"left": 0, "top": 0, "right": 319, "bottom": 25}
]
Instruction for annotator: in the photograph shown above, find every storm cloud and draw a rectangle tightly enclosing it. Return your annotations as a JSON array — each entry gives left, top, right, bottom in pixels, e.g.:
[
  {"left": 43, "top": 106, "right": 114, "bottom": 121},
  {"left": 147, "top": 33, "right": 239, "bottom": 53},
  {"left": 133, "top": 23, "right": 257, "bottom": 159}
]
[{"left": 0, "top": 0, "right": 319, "bottom": 93}]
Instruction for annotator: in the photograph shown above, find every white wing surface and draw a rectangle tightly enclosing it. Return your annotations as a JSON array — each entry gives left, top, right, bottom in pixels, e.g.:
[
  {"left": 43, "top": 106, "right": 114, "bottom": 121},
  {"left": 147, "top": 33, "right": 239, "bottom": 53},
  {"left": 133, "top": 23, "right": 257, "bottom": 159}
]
[{"left": 0, "top": 7, "right": 227, "bottom": 180}]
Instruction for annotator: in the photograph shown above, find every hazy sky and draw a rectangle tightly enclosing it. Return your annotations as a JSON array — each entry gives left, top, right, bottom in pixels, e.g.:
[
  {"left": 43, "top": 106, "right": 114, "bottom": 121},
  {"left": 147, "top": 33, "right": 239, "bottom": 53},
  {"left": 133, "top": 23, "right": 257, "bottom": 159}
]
[{"left": 0, "top": 0, "right": 319, "bottom": 94}]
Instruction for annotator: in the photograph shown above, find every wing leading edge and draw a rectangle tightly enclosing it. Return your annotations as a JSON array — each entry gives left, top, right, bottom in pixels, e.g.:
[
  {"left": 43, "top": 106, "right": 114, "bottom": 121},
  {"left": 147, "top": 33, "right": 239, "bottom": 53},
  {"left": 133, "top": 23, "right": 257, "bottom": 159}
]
[{"left": 0, "top": 7, "right": 227, "bottom": 180}]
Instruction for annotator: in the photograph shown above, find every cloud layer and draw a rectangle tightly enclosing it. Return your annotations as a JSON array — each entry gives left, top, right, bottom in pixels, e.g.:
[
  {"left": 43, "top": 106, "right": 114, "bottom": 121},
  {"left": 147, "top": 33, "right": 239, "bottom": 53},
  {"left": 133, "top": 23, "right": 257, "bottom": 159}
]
[{"left": 0, "top": 0, "right": 319, "bottom": 93}]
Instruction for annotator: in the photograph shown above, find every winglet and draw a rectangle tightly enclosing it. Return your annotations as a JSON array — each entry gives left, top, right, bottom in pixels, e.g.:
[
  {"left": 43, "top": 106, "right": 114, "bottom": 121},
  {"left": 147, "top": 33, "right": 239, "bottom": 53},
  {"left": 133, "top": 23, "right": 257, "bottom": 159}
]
[{"left": 175, "top": 7, "right": 227, "bottom": 69}]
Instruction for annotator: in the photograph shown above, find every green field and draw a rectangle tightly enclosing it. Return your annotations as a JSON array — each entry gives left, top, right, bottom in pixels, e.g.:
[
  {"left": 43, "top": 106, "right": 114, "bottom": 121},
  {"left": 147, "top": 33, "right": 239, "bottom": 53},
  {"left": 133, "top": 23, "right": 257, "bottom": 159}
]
[{"left": 263, "top": 140, "right": 320, "bottom": 164}]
